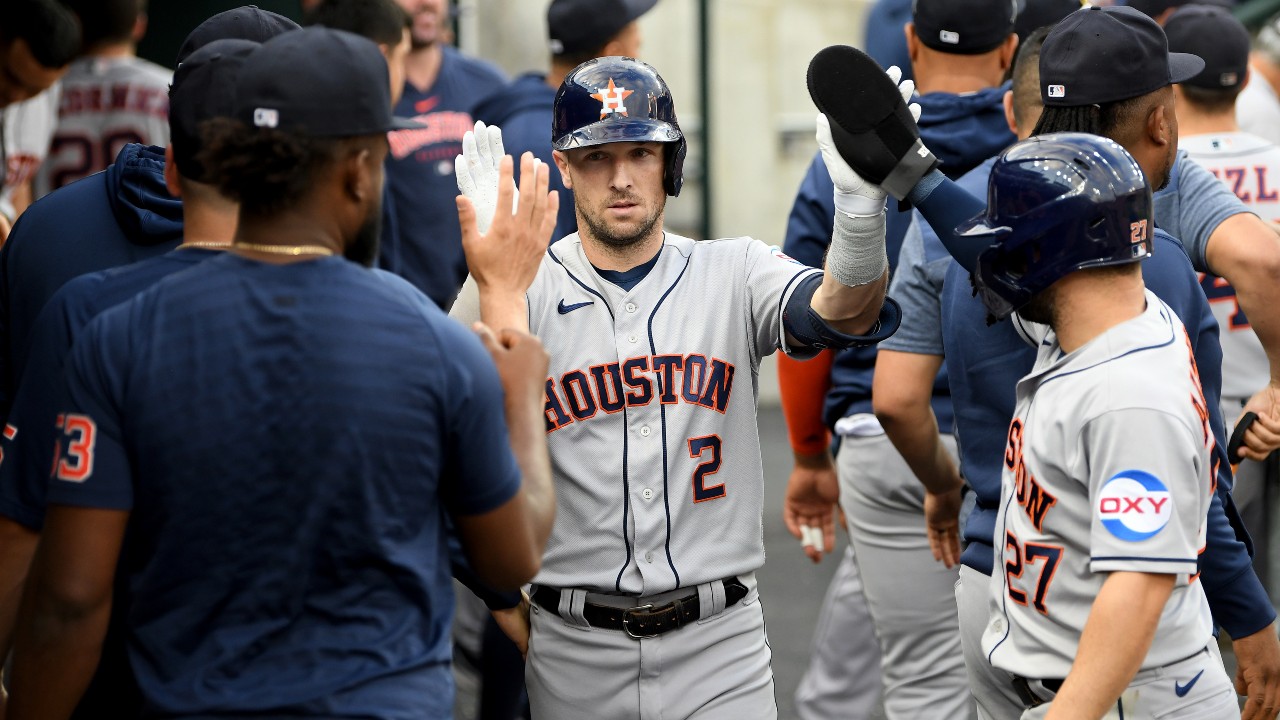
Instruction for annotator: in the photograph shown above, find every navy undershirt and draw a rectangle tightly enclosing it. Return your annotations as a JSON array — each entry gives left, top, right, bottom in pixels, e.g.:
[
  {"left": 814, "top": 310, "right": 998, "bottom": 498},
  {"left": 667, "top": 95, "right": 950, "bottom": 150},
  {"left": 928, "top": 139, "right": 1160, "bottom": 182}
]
[{"left": 592, "top": 249, "right": 663, "bottom": 292}]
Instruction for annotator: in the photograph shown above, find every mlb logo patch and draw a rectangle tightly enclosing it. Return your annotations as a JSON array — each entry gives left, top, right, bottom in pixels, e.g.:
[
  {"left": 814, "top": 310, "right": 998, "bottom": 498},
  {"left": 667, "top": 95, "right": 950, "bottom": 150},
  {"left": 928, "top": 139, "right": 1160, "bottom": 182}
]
[
  {"left": 253, "top": 108, "right": 280, "bottom": 128},
  {"left": 1047, "top": 85, "right": 1065, "bottom": 99},
  {"left": 939, "top": 30, "right": 960, "bottom": 44},
  {"left": 1221, "top": 72, "right": 1238, "bottom": 86}
]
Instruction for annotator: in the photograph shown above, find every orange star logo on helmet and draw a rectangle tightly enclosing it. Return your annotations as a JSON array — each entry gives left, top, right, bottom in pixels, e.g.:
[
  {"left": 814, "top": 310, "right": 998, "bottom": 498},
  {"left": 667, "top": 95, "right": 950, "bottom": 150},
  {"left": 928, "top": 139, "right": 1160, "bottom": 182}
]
[{"left": 590, "top": 78, "right": 634, "bottom": 119}]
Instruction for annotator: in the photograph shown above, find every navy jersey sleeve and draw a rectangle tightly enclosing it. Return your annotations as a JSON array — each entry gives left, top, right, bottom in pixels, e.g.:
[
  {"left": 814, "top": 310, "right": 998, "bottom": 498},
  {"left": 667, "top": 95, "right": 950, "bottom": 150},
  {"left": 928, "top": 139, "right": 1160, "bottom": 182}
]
[
  {"left": 783, "top": 152, "right": 835, "bottom": 269},
  {"left": 0, "top": 286, "right": 91, "bottom": 528},
  {"left": 1203, "top": 488, "right": 1275, "bottom": 637},
  {"left": 437, "top": 318, "right": 523, "bottom": 516},
  {"left": 44, "top": 304, "right": 134, "bottom": 511}
]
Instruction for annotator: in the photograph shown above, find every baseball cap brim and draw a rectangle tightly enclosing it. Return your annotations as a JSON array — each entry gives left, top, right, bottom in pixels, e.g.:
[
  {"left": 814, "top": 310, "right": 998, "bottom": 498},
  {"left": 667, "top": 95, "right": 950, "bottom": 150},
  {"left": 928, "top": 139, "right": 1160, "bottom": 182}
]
[{"left": 1168, "top": 51, "right": 1205, "bottom": 84}]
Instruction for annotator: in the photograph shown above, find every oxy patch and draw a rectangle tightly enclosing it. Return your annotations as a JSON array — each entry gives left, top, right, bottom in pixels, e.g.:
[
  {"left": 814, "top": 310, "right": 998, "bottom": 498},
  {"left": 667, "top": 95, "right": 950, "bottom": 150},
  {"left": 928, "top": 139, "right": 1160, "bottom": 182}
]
[{"left": 1098, "top": 470, "right": 1172, "bottom": 542}]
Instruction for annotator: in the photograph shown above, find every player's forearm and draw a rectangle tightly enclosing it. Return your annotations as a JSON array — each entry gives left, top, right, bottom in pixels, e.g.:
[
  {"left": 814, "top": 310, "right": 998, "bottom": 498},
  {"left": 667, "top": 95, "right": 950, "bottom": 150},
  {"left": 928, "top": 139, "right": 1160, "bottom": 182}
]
[
  {"left": 478, "top": 287, "right": 531, "bottom": 335},
  {"left": 503, "top": 379, "right": 554, "bottom": 552},
  {"left": 810, "top": 273, "right": 888, "bottom": 336},
  {"left": 777, "top": 351, "right": 833, "bottom": 456},
  {"left": 1045, "top": 571, "right": 1175, "bottom": 720},
  {"left": 1206, "top": 214, "right": 1280, "bottom": 384},
  {"left": 877, "top": 402, "right": 959, "bottom": 495},
  {"left": 0, "top": 518, "right": 38, "bottom": 663},
  {"left": 8, "top": 582, "right": 110, "bottom": 719}
]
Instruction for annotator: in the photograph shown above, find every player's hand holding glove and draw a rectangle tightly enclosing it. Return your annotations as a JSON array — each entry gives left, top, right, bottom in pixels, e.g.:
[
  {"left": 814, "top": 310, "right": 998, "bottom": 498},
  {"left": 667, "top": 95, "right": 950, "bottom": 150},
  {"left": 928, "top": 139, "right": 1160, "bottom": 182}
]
[
  {"left": 455, "top": 120, "right": 559, "bottom": 332},
  {"left": 808, "top": 45, "right": 937, "bottom": 202},
  {"left": 816, "top": 66, "right": 921, "bottom": 218}
]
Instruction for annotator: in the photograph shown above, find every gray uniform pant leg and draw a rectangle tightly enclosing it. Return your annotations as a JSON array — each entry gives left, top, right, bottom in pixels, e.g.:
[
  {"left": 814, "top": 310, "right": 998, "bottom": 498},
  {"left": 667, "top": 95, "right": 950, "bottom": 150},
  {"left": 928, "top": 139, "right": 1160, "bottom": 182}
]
[
  {"left": 957, "top": 565, "right": 1025, "bottom": 720},
  {"left": 839, "top": 434, "right": 975, "bottom": 720},
  {"left": 794, "top": 545, "right": 883, "bottom": 719},
  {"left": 525, "top": 584, "right": 776, "bottom": 720}
]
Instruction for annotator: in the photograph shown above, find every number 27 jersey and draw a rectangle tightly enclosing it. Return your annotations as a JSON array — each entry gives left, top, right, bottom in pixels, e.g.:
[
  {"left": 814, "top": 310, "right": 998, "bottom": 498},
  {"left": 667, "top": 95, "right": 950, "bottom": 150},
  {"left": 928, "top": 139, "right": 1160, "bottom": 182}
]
[
  {"left": 529, "top": 232, "right": 820, "bottom": 595},
  {"left": 982, "top": 292, "right": 1215, "bottom": 677}
]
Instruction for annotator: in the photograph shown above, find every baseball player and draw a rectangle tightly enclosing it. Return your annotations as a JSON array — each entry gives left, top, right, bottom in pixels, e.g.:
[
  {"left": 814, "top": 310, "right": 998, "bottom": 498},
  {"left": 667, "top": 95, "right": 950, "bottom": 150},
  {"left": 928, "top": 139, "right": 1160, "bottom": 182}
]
[
  {"left": 805, "top": 25, "right": 1280, "bottom": 717},
  {"left": 452, "top": 55, "right": 900, "bottom": 719},
  {"left": 34, "top": 0, "right": 172, "bottom": 198},
  {"left": 1167, "top": 4, "right": 1280, "bottom": 602},
  {"left": 972, "top": 131, "right": 1237, "bottom": 719},
  {"left": 380, "top": 0, "right": 507, "bottom": 308},
  {"left": 780, "top": 1, "right": 1020, "bottom": 715},
  {"left": 6, "top": 27, "right": 557, "bottom": 718},
  {"left": 0, "top": 0, "right": 79, "bottom": 235}
]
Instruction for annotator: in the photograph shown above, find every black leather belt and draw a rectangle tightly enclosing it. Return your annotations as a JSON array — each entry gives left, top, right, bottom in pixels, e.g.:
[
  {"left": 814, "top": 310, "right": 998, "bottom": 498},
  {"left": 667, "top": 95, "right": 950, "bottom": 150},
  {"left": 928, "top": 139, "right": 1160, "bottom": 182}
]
[
  {"left": 532, "top": 578, "right": 749, "bottom": 639},
  {"left": 1012, "top": 676, "right": 1063, "bottom": 708}
]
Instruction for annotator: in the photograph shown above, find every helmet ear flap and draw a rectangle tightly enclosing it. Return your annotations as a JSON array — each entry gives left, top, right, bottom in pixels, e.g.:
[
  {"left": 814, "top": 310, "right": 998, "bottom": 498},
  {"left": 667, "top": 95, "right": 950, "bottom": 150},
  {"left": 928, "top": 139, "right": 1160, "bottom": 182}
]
[{"left": 664, "top": 138, "right": 687, "bottom": 196}]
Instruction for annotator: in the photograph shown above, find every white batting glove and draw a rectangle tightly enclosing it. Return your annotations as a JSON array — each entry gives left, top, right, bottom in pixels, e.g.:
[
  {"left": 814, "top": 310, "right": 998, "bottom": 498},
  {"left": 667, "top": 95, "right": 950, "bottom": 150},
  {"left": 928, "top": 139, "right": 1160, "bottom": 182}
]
[
  {"left": 818, "top": 65, "right": 923, "bottom": 217},
  {"left": 454, "top": 120, "right": 527, "bottom": 235}
]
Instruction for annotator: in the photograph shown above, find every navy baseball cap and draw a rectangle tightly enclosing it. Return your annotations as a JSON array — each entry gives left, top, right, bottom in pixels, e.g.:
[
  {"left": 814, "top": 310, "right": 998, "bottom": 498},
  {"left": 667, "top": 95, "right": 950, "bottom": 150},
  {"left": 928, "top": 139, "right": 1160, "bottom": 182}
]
[
  {"left": 1014, "top": 0, "right": 1083, "bottom": 40},
  {"left": 170, "top": 39, "right": 259, "bottom": 182},
  {"left": 912, "top": 0, "right": 1018, "bottom": 55},
  {"left": 176, "top": 6, "right": 300, "bottom": 66},
  {"left": 234, "top": 27, "right": 421, "bottom": 137},
  {"left": 1165, "top": 5, "right": 1250, "bottom": 89},
  {"left": 547, "top": 0, "right": 657, "bottom": 55},
  {"left": 1039, "top": 5, "right": 1204, "bottom": 106},
  {"left": 1124, "top": 0, "right": 1233, "bottom": 18}
]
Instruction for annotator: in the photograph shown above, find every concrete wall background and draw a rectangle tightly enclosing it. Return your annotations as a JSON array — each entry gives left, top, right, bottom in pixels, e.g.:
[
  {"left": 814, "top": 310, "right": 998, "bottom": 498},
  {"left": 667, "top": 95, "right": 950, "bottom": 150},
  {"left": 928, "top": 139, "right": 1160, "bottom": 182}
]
[{"left": 460, "top": 0, "right": 878, "bottom": 404}]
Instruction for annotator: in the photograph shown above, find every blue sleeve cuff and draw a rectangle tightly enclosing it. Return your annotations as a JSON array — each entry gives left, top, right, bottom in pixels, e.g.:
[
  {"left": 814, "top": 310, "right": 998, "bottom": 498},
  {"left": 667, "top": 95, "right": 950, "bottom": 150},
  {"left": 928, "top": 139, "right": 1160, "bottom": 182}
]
[{"left": 1205, "top": 566, "right": 1276, "bottom": 639}]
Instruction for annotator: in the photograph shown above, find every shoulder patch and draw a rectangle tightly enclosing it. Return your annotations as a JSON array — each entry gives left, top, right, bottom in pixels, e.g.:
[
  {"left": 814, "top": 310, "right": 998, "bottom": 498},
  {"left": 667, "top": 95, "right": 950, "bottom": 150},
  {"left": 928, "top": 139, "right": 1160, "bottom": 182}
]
[
  {"left": 1097, "top": 470, "right": 1172, "bottom": 542},
  {"left": 769, "top": 245, "right": 803, "bottom": 265}
]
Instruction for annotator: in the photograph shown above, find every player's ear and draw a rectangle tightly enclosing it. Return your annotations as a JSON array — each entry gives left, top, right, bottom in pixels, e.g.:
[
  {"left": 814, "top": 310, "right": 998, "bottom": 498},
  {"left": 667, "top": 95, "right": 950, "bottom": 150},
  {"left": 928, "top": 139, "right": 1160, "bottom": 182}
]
[
  {"left": 999, "top": 34, "right": 1019, "bottom": 72},
  {"left": 343, "top": 147, "right": 376, "bottom": 203},
  {"left": 552, "top": 150, "right": 573, "bottom": 190},
  {"left": 904, "top": 23, "right": 919, "bottom": 62},
  {"left": 1002, "top": 89, "right": 1017, "bottom": 136},
  {"left": 163, "top": 145, "right": 182, "bottom": 199},
  {"left": 1147, "top": 96, "right": 1173, "bottom": 149}
]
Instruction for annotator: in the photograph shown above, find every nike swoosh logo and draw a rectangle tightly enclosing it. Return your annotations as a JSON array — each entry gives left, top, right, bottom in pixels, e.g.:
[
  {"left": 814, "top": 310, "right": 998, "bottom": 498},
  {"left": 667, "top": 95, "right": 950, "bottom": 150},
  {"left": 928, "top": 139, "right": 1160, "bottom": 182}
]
[
  {"left": 1174, "top": 669, "right": 1204, "bottom": 697},
  {"left": 557, "top": 300, "right": 594, "bottom": 315}
]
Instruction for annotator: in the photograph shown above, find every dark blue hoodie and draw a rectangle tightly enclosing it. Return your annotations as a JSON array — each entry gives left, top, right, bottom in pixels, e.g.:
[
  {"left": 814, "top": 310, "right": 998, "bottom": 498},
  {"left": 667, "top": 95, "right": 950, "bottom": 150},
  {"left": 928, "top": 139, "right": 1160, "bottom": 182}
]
[
  {"left": 473, "top": 71, "right": 577, "bottom": 244},
  {"left": 783, "top": 85, "right": 1014, "bottom": 427},
  {"left": 0, "top": 143, "right": 182, "bottom": 419}
]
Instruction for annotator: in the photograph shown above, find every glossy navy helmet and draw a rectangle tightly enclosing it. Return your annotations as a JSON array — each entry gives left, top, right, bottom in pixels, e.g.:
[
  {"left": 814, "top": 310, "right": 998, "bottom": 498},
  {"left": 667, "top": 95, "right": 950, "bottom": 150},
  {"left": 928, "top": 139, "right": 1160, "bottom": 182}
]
[
  {"left": 958, "top": 132, "right": 1153, "bottom": 322},
  {"left": 552, "top": 56, "right": 687, "bottom": 196}
]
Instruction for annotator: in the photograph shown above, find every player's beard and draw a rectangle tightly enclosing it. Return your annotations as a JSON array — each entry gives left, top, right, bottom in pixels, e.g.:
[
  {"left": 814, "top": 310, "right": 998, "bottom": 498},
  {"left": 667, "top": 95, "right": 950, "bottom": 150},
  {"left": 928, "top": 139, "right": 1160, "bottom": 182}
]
[
  {"left": 1019, "top": 286, "right": 1058, "bottom": 327},
  {"left": 345, "top": 208, "right": 382, "bottom": 268},
  {"left": 580, "top": 193, "right": 665, "bottom": 250}
]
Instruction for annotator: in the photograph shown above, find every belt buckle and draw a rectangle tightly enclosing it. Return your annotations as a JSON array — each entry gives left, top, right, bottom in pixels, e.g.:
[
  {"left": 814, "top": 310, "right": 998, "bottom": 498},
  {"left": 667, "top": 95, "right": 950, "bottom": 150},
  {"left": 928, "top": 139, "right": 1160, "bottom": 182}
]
[{"left": 621, "top": 603, "right": 656, "bottom": 639}]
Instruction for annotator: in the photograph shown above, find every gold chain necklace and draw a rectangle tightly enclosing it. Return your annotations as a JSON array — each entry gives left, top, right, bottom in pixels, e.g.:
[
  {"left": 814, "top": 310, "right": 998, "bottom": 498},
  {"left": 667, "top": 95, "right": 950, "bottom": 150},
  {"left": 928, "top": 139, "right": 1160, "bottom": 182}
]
[
  {"left": 233, "top": 242, "right": 335, "bottom": 257},
  {"left": 177, "top": 242, "right": 228, "bottom": 250}
]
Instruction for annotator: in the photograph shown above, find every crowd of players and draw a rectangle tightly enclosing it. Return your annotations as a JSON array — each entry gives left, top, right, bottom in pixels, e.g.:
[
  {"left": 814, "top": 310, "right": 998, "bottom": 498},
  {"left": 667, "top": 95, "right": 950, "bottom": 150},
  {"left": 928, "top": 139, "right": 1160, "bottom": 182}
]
[{"left": 1, "top": 0, "right": 1280, "bottom": 718}]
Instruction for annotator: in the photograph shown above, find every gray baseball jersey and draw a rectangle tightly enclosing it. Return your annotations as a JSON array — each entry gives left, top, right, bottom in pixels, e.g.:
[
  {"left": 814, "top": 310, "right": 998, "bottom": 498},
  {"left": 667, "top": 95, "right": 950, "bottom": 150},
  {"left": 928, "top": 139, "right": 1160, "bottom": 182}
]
[
  {"left": 34, "top": 56, "right": 171, "bottom": 198},
  {"left": 527, "top": 232, "right": 821, "bottom": 594},
  {"left": 982, "top": 291, "right": 1215, "bottom": 678},
  {"left": 1181, "top": 131, "right": 1280, "bottom": 403},
  {"left": 1, "top": 88, "right": 59, "bottom": 221}
]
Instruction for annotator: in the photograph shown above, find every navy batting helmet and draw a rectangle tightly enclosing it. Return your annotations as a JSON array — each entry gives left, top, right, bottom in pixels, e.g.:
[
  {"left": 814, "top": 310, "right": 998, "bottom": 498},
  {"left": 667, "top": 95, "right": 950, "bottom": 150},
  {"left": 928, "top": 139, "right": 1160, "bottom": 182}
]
[
  {"left": 958, "top": 132, "right": 1153, "bottom": 322},
  {"left": 552, "top": 56, "right": 687, "bottom": 196}
]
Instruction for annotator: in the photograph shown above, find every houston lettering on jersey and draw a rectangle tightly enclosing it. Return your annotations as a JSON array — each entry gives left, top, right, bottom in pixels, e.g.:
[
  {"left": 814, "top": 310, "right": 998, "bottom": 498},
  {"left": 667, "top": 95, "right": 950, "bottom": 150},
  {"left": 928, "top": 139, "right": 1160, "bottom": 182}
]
[
  {"left": 1004, "top": 418, "right": 1058, "bottom": 531},
  {"left": 544, "top": 354, "right": 736, "bottom": 433}
]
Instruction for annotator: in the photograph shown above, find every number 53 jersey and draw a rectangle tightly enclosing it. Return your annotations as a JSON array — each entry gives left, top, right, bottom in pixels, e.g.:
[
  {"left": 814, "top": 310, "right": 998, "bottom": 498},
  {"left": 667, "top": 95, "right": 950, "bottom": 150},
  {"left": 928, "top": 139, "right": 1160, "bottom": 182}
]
[
  {"left": 982, "top": 291, "right": 1216, "bottom": 678},
  {"left": 528, "top": 232, "right": 823, "bottom": 596}
]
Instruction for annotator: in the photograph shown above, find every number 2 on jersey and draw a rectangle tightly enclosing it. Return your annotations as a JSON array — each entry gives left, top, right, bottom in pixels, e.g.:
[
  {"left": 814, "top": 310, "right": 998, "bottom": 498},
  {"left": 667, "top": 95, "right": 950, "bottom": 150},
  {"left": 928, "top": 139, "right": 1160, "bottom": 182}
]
[
  {"left": 688, "top": 434, "right": 724, "bottom": 502},
  {"left": 1004, "top": 531, "right": 1062, "bottom": 614}
]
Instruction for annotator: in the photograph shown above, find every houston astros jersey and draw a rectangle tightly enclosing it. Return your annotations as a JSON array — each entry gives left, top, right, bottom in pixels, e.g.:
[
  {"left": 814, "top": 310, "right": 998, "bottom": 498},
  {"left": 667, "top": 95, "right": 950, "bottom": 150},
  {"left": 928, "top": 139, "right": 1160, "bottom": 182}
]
[
  {"left": 1, "top": 88, "right": 59, "bottom": 221},
  {"left": 983, "top": 291, "right": 1215, "bottom": 677},
  {"left": 529, "top": 232, "right": 823, "bottom": 595},
  {"left": 34, "top": 56, "right": 171, "bottom": 197},
  {"left": 1181, "top": 131, "right": 1280, "bottom": 403}
]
